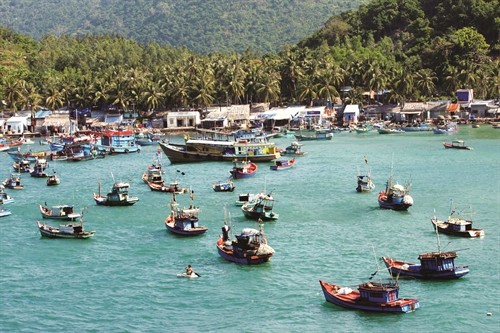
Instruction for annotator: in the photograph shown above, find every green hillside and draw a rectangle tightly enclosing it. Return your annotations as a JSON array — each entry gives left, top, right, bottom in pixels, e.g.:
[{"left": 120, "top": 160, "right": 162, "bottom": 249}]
[{"left": 0, "top": 0, "right": 365, "bottom": 54}]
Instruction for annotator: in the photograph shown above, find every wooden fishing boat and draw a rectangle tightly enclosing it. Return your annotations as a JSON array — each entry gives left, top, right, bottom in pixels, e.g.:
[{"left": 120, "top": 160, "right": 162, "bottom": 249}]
[
  {"left": 0, "top": 186, "right": 14, "bottom": 204},
  {"left": 319, "top": 280, "right": 419, "bottom": 313},
  {"left": 433, "top": 123, "right": 458, "bottom": 134},
  {"left": 241, "top": 195, "right": 278, "bottom": 221},
  {"left": 356, "top": 175, "right": 375, "bottom": 192},
  {"left": 29, "top": 158, "right": 49, "bottom": 178},
  {"left": 280, "top": 142, "right": 306, "bottom": 156},
  {"left": 356, "top": 158, "right": 375, "bottom": 192},
  {"left": 213, "top": 180, "right": 235, "bottom": 192},
  {"left": 431, "top": 216, "right": 484, "bottom": 237},
  {"left": 164, "top": 191, "right": 207, "bottom": 236},
  {"left": 235, "top": 192, "right": 272, "bottom": 206},
  {"left": 377, "top": 175, "right": 413, "bottom": 211},
  {"left": 148, "top": 180, "right": 187, "bottom": 194},
  {"left": 12, "top": 159, "right": 30, "bottom": 172},
  {"left": 39, "top": 204, "right": 81, "bottom": 220},
  {"left": 46, "top": 170, "right": 60, "bottom": 186},
  {"left": 294, "top": 131, "right": 333, "bottom": 141},
  {"left": 95, "top": 129, "right": 140, "bottom": 153},
  {"left": 382, "top": 252, "right": 470, "bottom": 279},
  {"left": 36, "top": 220, "right": 95, "bottom": 239},
  {"left": 0, "top": 207, "right": 12, "bottom": 217},
  {"left": 377, "top": 127, "right": 405, "bottom": 134},
  {"left": 158, "top": 129, "right": 280, "bottom": 164},
  {"left": 142, "top": 151, "right": 164, "bottom": 184},
  {"left": 216, "top": 220, "right": 275, "bottom": 265},
  {"left": 229, "top": 159, "right": 258, "bottom": 179},
  {"left": 430, "top": 201, "right": 484, "bottom": 237},
  {"left": 443, "top": 140, "right": 472, "bottom": 150},
  {"left": 94, "top": 181, "right": 139, "bottom": 206},
  {"left": 270, "top": 157, "right": 295, "bottom": 171},
  {"left": 2, "top": 172, "right": 24, "bottom": 190}
]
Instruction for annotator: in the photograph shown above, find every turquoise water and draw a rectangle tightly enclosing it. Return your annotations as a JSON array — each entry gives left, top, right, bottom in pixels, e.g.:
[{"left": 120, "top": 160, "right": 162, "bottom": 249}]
[{"left": 1, "top": 126, "right": 499, "bottom": 332}]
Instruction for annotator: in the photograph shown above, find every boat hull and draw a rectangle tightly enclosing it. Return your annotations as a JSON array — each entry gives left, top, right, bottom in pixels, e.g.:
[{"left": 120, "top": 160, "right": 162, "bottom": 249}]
[
  {"left": 93, "top": 194, "right": 138, "bottom": 206},
  {"left": 159, "top": 142, "right": 278, "bottom": 164},
  {"left": 165, "top": 222, "right": 208, "bottom": 236},
  {"left": 319, "top": 280, "right": 419, "bottom": 313},
  {"left": 382, "top": 257, "right": 470, "bottom": 279},
  {"left": 431, "top": 218, "right": 484, "bottom": 237},
  {"left": 216, "top": 244, "right": 272, "bottom": 265}
]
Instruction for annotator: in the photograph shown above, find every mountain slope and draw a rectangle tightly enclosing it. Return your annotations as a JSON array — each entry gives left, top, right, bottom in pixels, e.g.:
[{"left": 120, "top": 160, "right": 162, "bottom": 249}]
[{"left": 0, "top": 0, "right": 365, "bottom": 54}]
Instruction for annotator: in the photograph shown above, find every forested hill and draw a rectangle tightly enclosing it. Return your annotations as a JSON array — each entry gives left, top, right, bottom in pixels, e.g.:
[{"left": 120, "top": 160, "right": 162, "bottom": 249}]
[{"left": 0, "top": 0, "right": 365, "bottom": 54}]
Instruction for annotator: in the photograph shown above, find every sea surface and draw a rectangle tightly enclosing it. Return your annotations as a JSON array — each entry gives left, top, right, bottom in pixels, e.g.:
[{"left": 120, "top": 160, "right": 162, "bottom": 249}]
[{"left": 1, "top": 126, "right": 499, "bottom": 332}]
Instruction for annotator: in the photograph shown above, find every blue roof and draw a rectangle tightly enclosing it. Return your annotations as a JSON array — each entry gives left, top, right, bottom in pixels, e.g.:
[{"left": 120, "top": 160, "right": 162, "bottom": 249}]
[{"left": 34, "top": 110, "right": 52, "bottom": 118}]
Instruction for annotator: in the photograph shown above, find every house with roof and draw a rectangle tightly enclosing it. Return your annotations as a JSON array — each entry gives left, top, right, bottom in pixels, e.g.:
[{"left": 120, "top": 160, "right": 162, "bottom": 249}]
[
  {"left": 201, "top": 105, "right": 249, "bottom": 129},
  {"left": 166, "top": 110, "right": 201, "bottom": 129},
  {"left": 342, "top": 104, "right": 360, "bottom": 125}
]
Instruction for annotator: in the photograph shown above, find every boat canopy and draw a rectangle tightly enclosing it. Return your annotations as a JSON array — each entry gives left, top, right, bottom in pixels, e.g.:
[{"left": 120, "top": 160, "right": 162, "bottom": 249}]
[{"left": 241, "top": 228, "right": 260, "bottom": 236}]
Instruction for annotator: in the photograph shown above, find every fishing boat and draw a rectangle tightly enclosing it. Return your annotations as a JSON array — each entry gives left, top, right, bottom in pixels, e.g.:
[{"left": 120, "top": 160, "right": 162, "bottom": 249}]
[
  {"left": 382, "top": 220, "right": 470, "bottom": 279},
  {"left": 2, "top": 172, "right": 24, "bottom": 190},
  {"left": 94, "top": 181, "right": 139, "bottom": 206},
  {"left": 431, "top": 204, "right": 484, "bottom": 237},
  {"left": 319, "top": 279, "right": 419, "bottom": 313},
  {"left": 443, "top": 140, "right": 472, "bottom": 150},
  {"left": 229, "top": 159, "right": 258, "bottom": 179},
  {"left": 36, "top": 218, "right": 95, "bottom": 239},
  {"left": 270, "top": 157, "right": 295, "bottom": 171},
  {"left": 294, "top": 131, "right": 333, "bottom": 141},
  {"left": 39, "top": 204, "right": 81, "bottom": 220},
  {"left": 136, "top": 132, "right": 163, "bottom": 146},
  {"left": 12, "top": 159, "right": 30, "bottom": 172},
  {"left": 241, "top": 195, "right": 279, "bottom": 221},
  {"left": 147, "top": 180, "right": 187, "bottom": 194},
  {"left": 280, "top": 142, "right": 306, "bottom": 156},
  {"left": 158, "top": 129, "right": 280, "bottom": 163},
  {"left": 95, "top": 129, "right": 140, "bottom": 153},
  {"left": 356, "top": 158, "right": 375, "bottom": 192},
  {"left": 142, "top": 150, "right": 164, "bottom": 184},
  {"left": 433, "top": 123, "right": 458, "bottom": 134},
  {"left": 0, "top": 207, "right": 12, "bottom": 217},
  {"left": 216, "top": 219, "right": 275, "bottom": 265},
  {"left": 164, "top": 191, "right": 208, "bottom": 236},
  {"left": 213, "top": 179, "right": 235, "bottom": 192},
  {"left": 377, "top": 127, "right": 405, "bottom": 134},
  {"left": 382, "top": 252, "right": 469, "bottom": 280},
  {"left": 377, "top": 174, "right": 413, "bottom": 211},
  {"left": 46, "top": 170, "right": 60, "bottom": 186},
  {"left": 235, "top": 192, "right": 273, "bottom": 206},
  {"left": 29, "top": 158, "right": 49, "bottom": 178},
  {"left": 0, "top": 186, "right": 14, "bottom": 204}
]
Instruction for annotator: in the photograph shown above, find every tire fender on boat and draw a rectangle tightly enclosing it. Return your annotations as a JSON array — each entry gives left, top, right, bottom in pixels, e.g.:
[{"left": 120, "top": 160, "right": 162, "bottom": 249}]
[{"left": 125, "top": 149, "right": 130, "bottom": 153}]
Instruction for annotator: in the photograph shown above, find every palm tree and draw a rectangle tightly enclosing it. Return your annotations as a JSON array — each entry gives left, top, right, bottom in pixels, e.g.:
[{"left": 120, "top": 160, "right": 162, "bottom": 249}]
[
  {"left": 3, "top": 77, "right": 24, "bottom": 114},
  {"left": 45, "top": 87, "right": 64, "bottom": 111},
  {"left": 415, "top": 68, "right": 437, "bottom": 100},
  {"left": 297, "top": 77, "right": 318, "bottom": 106},
  {"left": 142, "top": 80, "right": 166, "bottom": 111}
]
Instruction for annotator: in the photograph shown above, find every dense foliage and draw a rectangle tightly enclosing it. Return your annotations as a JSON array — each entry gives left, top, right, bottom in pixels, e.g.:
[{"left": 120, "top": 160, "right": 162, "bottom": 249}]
[
  {"left": 0, "top": 0, "right": 365, "bottom": 54},
  {"left": 1, "top": 0, "right": 499, "bottom": 117}
]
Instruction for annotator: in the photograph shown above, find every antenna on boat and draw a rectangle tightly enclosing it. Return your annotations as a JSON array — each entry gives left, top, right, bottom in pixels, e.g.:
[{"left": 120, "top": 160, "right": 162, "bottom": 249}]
[
  {"left": 111, "top": 172, "right": 115, "bottom": 183},
  {"left": 370, "top": 245, "right": 382, "bottom": 282},
  {"left": 434, "top": 209, "right": 442, "bottom": 253}
]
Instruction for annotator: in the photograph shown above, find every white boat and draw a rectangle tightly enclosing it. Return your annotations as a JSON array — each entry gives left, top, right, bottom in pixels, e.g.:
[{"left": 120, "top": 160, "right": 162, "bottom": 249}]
[{"left": 0, "top": 207, "right": 12, "bottom": 217}]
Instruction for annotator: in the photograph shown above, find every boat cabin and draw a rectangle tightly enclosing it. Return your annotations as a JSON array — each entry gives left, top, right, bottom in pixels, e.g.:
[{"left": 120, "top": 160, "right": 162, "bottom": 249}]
[
  {"left": 447, "top": 218, "right": 473, "bottom": 231},
  {"left": 107, "top": 182, "right": 131, "bottom": 200},
  {"left": 234, "top": 228, "right": 261, "bottom": 250},
  {"left": 50, "top": 205, "right": 77, "bottom": 216},
  {"left": 358, "top": 282, "right": 399, "bottom": 303},
  {"left": 173, "top": 207, "right": 200, "bottom": 230},
  {"left": 418, "top": 252, "right": 456, "bottom": 271},
  {"left": 60, "top": 224, "right": 83, "bottom": 234}
]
